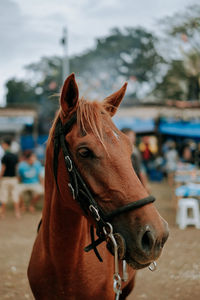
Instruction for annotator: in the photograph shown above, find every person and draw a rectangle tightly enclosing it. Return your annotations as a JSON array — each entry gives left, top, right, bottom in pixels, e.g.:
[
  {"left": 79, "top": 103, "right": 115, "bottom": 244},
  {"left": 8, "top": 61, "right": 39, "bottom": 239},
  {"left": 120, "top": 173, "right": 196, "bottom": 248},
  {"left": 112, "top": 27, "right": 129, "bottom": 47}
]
[
  {"left": 16, "top": 150, "right": 44, "bottom": 213},
  {"left": 0, "top": 137, "right": 19, "bottom": 218},
  {"left": 10, "top": 138, "right": 20, "bottom": 154},
  {"left": 164, "top": 141, "right": 179, "bottom": 186},
  {"left": 139, "top": 136, "right": 154, "bottom": 175},
  {"left": 194, "top": 142, "right": 200, "bottom": 167},
  {"left": 121, "top": 128, "right": 150, "bottom": 192},
  {"left": 181, "top": 145, "right": 193, "bottom": 164},
  {"left": 0, "top": 144, "right": 4, "bottom": 171}
]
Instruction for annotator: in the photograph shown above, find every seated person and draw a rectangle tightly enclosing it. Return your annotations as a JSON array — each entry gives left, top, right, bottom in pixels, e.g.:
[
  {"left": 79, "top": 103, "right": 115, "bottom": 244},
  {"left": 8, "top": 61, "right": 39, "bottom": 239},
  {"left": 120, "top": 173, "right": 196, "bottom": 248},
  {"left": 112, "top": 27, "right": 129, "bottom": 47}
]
[
  {"left": 16, "top": 150, "right": 44, "bottom": 213},
  {"left": 0, "top": 137, "right": 19, "bottom": 218}
]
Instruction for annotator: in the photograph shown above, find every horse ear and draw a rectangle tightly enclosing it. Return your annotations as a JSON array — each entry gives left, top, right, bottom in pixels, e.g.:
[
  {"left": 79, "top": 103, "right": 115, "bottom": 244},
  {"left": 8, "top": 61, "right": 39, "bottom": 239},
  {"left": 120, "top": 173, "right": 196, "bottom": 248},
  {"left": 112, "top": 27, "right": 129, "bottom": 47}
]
[
  {"left": 60, "top": 73, "right": 79, "bottom": 115},
  {"left": 103, "top": 82, "right": 127, "bottom": 116}
]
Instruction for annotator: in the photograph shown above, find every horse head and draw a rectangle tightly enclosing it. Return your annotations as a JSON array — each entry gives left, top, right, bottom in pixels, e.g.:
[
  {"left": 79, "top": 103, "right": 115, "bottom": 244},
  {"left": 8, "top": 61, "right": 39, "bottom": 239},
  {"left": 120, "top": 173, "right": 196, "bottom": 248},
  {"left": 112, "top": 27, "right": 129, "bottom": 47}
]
[{"left": 51, "top": 73, "right": 169, "bottom": 270}]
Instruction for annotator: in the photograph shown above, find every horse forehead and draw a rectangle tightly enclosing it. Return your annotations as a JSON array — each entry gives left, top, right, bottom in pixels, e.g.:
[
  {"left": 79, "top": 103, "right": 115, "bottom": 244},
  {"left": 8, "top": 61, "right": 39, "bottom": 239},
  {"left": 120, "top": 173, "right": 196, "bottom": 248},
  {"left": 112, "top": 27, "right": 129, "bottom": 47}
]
[
  {"left": 103, "top": 122, "right": 121, "bottom": 140},
  {"left": 70, "top": 115, "right": 120, "bottom": 141},
  {"left": 112, "top": 130, "right": 120, "bottom": 140},
  {"left": 73, "top": 128, "right": 120, "bottom": 145}
]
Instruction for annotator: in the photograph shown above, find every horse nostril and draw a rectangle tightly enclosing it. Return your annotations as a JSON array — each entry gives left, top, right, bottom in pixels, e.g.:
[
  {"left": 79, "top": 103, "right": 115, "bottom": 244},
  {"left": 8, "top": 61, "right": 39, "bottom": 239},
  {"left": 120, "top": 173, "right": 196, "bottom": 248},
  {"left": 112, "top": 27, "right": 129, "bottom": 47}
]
[
  {"left": 161, "top": 230, "right": 169, "bottom": 248},
  {"left": 138, "top": 224, "right": 169, "bottom": 258},
  {"left": 141, "top": 230, "right": 155, "bottom": 254}
]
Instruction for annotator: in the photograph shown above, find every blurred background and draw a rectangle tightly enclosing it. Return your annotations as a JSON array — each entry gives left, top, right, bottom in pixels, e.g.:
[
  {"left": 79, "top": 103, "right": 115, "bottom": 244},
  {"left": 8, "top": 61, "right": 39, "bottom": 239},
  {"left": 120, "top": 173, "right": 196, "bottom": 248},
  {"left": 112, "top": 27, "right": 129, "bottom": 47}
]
[
  {"left": 0, "top": 0, "right": 200, "bottom": 157},
  {"left": 1, "top": 0, "right": 200, "bottom": 166},
  {"left": 1, "top": 1, "right": 200, "bottom": 299}
]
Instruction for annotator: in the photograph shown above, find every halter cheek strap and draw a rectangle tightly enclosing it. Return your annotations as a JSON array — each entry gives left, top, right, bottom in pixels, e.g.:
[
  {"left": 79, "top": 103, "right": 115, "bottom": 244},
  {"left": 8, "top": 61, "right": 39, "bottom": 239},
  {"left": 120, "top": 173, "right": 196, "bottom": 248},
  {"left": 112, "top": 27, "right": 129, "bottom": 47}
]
[
  {"left": 53, "top": 113, "right": 77, "bottom": 190},
  {"left": 53, "top": 114, "right": 155, "bottom": 261}
]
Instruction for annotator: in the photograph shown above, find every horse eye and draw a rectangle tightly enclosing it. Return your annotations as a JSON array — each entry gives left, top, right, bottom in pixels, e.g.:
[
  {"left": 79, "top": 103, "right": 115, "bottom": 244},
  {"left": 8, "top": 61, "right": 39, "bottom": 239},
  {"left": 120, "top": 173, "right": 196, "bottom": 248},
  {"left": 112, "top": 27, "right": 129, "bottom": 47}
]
[{"left": 78, "top": 148, "right": 93, "bottom": 158}]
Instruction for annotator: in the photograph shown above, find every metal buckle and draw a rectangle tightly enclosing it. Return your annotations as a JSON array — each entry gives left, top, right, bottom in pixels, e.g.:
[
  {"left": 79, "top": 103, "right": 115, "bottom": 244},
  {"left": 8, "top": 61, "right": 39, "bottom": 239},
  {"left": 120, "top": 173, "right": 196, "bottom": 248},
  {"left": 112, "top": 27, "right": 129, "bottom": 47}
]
[
  {"left": 68, "top": 183, "right": 75, "bottom": 199},
  {"left": 89, "top": 205, "right": 100, "bottom": 221},
  {"left": 148, "top": 261, "right": 157, "bottom": 272},
  {"left": 65, "top": 156, "right": 73, "bottom": 172}
]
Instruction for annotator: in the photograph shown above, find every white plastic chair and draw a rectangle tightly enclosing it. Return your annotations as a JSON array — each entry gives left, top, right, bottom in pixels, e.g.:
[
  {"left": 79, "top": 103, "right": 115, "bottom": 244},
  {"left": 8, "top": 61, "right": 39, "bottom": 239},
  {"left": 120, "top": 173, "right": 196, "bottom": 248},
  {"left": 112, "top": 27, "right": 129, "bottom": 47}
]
[{"left": 176, "top": 198, "right": 200, "bottom": 229}]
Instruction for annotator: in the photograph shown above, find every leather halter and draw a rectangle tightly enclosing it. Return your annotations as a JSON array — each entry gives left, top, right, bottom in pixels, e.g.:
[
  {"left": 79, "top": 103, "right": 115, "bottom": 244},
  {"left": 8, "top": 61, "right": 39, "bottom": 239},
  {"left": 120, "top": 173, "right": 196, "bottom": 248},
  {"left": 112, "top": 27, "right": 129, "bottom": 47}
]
[{"left": 53, "top": 113, "right": 155, "bottom": 261}]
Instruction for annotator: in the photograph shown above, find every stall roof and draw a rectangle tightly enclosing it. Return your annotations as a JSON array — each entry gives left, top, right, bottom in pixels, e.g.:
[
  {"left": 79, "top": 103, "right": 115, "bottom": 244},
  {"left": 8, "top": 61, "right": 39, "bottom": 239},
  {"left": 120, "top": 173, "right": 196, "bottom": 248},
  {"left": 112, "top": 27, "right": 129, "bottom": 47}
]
[
  {"left": 113, "top": 117, "right": 155, "bottom": 133},
  {"left": 0, "top": 108, "right": 37, "bottom": 133},
  {"left": 0, "top": 116, "right": 34, "bottom": 132},
  {"left": 159, "top": 120, "right": 200, "bottom": 138}
]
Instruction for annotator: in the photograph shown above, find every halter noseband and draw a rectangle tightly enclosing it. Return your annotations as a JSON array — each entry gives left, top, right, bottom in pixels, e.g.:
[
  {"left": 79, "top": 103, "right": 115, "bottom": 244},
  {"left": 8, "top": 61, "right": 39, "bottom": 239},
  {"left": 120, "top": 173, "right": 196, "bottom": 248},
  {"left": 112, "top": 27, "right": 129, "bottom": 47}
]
[{"left": 53, "top": 113, "right": 155, "bottom": 261}]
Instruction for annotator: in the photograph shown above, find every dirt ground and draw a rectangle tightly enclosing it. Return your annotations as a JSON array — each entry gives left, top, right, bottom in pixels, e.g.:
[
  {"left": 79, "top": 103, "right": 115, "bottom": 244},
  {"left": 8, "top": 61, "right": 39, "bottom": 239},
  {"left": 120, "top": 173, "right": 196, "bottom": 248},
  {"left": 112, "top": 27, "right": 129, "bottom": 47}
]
[{"left": 0, "top": 180, "right": 200, "bottom": 300}]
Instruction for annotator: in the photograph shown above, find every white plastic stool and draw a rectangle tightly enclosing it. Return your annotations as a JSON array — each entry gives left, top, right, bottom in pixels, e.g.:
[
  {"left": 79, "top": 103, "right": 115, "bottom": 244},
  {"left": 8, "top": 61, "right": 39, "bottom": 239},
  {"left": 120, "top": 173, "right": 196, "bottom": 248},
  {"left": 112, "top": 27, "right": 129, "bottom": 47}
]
[{"left": 176, "top": 198, "right": 200, "bottom": 229}]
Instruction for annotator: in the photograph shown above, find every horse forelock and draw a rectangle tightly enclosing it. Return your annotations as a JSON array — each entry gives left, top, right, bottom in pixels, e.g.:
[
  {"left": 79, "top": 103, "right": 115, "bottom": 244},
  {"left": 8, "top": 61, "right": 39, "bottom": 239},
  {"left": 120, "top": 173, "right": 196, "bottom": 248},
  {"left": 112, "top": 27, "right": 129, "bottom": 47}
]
[{"left": 77, "top": 98, "right": 110, "bottom": 147}]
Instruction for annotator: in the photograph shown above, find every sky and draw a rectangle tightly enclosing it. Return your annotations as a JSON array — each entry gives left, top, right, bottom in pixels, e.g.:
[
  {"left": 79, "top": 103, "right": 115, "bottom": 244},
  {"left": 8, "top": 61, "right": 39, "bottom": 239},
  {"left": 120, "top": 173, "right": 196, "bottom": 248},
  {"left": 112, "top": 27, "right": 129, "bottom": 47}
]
[{"left": 0, "top": 0, "right": 199, "bottom": 106}]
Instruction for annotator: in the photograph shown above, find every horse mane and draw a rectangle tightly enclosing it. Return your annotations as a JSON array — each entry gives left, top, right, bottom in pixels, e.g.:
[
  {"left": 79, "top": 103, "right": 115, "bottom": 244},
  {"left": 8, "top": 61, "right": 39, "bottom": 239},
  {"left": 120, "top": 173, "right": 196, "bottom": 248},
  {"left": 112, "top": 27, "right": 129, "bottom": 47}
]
[{"left": 48, "top": 98, "right": 111, "bottom": 148}]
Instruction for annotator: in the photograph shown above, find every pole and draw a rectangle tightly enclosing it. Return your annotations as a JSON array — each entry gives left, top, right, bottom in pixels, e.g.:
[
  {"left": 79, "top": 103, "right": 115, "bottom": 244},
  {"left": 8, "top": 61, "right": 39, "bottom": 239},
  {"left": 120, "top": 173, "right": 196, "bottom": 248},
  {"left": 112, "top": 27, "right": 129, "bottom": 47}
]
[{"left": 60, "top": 27, "right": 69, "bottom": 83}]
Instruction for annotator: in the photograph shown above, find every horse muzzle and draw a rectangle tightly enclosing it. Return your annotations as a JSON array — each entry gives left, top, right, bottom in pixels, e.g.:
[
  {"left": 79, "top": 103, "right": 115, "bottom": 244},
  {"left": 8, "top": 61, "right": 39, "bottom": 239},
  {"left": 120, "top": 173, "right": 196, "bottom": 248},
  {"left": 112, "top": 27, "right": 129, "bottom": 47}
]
[
  {"left": 108, "top": 219, "right": 169, "bottom": 270},
  {"left": 127, "top": 220, "right": 169, "bottom": 269}
]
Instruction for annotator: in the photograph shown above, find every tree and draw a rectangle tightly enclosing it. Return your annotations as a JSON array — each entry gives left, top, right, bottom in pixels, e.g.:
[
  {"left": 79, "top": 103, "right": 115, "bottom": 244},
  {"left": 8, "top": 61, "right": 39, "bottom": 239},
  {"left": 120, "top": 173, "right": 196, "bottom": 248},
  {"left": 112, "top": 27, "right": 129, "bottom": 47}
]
[
  {"left": 154, "top": 4, "right": 200, "bottom": 100},
  {"left": 25, "top": 56, "right": 63, "bottom": 133},
  {"left": 70, "top": 27, "right": 164, "bottom": 102},
  {"left": 5, "top": 57, "right": 63, "bottom": 134},
  {"left": 5, "top": 27, "right": 165, "bottom": 132},
  {"left": 153, "top": 60, "right": 187, "bottom": 100},
  {"left": 25, "top": 56, "right": 62, "bottom": 96},
  {"left": 6, "top": 79, "right": 37, "bottom": 107}
]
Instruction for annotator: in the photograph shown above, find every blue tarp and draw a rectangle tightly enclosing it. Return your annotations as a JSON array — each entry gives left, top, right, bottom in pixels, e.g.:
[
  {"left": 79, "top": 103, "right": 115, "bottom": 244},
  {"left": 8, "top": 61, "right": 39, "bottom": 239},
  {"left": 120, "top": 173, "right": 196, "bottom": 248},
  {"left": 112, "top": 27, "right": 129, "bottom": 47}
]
[
  {"left": 113, "top": 117, "right": 155, "bottom": 133},
  {"left": 20, "top": 135, "right": 48, "bottom": 150},
  {"left": 159, "top": 120, "right": 200, "bottom": 138},
  {"left": 176, "top": 183, "right": 200, "bottom": 197}
]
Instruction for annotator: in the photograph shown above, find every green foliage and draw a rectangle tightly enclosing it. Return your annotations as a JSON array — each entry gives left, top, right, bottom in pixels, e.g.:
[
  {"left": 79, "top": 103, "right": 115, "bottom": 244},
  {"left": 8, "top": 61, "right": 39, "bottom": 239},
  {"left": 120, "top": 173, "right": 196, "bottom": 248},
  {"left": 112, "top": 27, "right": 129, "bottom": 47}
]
[
  {"left": 6, "top": 57, "right": 63, "bottom": 134},
  {"left": 25, "top": 56, "right": 63, "bottom": 97},
  {"left": 162, "top": 4, "right": 200, "bottom": 42},
  {"left": 153, "top": 60, "right": 187, "bottom": 100},
  {"left": 6, "top": 4, "right": 200, "bottom": 133},
  {"left": 25, "top": 56, "right": 63, "bottom": 134},
  {"left": 6, "top": 28, "right": 162, "bottom": 115},
  {"left": 70, "top": 27, "right": 163, "bottom": 101},
  {"left": 154, "top": 4, "right": 200, "bottom": 100},
  {"left": 6, "top": 79, "right": 38, "bottom": 106}
]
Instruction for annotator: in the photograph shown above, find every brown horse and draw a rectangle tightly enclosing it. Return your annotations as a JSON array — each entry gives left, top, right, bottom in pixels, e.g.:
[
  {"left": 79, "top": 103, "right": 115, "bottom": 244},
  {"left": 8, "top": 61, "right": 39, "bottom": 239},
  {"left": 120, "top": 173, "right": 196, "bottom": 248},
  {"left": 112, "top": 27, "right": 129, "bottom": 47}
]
[{"left": 28, "top": 73, "right": 169, "bottom": 300}]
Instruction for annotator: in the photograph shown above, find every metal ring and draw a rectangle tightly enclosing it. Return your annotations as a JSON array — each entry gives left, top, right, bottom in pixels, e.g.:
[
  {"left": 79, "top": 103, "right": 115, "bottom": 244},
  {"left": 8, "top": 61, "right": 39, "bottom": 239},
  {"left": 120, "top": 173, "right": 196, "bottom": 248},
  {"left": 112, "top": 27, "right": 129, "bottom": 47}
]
[
  {"left": 65, "top": 156, "right": 73, "bottom": 172},
  {"left": 113, "top": 273, "right": 122, "bottom": 294},
  {"left": 89, "top": 205, "right": 101, "bottom": 221},
  {"left": 103, "top": 222, "right": 113, "bottom": 236},
  {"left": 113, "top": 273, "right": 121, "bottom": 282},
  {"left": 148, "top": 261, "right": 157, "bottom": 272}
]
